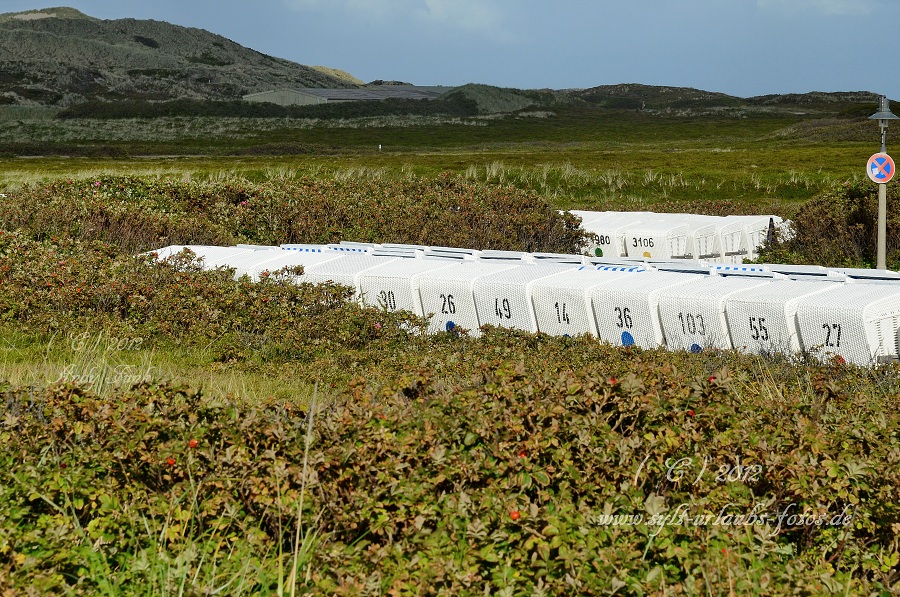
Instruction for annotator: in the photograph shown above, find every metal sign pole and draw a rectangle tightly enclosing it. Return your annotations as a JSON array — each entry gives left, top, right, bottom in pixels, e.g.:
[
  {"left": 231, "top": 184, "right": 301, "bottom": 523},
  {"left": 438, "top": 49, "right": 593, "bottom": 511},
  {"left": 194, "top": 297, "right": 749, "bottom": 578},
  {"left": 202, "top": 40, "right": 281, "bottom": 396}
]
[
  {"left": 879, "top": 182, "right": 887, "bottom": 269},
  {"left": 880, "top": 100, "right": 889, "bottom": 270},
  {"left": 869, "top": 96, "right": 899, "bottom": 270}
]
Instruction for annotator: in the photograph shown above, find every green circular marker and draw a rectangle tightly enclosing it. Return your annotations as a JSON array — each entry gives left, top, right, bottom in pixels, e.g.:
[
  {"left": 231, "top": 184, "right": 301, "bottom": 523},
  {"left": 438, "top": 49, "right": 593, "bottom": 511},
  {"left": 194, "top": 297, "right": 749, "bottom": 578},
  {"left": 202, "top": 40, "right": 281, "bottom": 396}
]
[{"left": 595, "top": 247, "right": 603, "bottom": 257}]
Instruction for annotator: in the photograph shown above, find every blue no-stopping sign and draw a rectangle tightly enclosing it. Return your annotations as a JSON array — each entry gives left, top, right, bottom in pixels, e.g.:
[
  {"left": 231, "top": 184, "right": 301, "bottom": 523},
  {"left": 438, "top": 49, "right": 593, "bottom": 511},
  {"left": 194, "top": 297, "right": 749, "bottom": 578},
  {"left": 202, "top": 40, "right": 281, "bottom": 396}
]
[{"left": 867, "top": 153, "right": 895, "bottom": 183}]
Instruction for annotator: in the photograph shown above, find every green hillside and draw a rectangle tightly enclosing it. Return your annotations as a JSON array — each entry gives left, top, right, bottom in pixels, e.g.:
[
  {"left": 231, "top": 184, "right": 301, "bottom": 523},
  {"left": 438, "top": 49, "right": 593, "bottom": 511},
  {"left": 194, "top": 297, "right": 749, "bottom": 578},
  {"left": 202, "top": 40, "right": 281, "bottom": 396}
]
[{"left": 0, "top": 6, "right": 357, "bottom": 106}]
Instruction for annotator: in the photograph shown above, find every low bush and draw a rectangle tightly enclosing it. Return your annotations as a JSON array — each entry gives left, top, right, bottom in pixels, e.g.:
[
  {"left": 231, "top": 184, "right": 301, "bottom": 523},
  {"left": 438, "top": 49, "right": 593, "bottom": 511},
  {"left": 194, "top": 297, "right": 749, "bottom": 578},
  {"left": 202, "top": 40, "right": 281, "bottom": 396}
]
[
  {"left": 0, "top": 174, "right": 588, "bottom": 255},
  {"left": 758, "top": 179, "right": 900, "bottom": 268},
  {"left": 0, "top": 232, "right": 422, "bottom": 365}
]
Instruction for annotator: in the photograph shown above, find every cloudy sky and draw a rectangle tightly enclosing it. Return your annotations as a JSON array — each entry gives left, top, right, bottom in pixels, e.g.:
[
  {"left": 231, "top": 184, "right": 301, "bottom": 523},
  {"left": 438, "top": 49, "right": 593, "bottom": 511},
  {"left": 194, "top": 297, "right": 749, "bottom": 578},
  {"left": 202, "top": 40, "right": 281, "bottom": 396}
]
[{"left": 3, "top": 0, "right": 897, "bottom": 99}]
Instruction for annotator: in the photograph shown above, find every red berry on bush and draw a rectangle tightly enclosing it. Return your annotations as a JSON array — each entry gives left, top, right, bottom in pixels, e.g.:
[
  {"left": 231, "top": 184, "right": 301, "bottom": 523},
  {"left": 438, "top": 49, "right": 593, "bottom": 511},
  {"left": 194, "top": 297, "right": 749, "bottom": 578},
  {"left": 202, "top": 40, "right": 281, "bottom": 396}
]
[
  {"left": 519, "top": 450, "right": 527, "bottom": 458},
  {"left": 189, "top": 439, "right": 198, "bottom": 449},
  {"left": 608, "top": 377, "right": 617, "bottom": 385},
  {"left": 708, "top": 376, "right": 716, "bottom": 383},
  {"left": 510, "top": 510, "right": 521, "bottom": 521},
  {"left": 167, "top": 457, "right": 176, "bottom": 466},
  {"left": 687, "top": 409, "right": 695, "bottom": 417}
]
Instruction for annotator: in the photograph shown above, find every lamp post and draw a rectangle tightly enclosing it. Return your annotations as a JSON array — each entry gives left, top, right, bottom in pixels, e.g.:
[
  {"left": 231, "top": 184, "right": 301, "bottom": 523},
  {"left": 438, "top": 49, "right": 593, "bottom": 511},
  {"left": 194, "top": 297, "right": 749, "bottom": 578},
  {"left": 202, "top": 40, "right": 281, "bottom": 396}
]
[{"left": 868, "top": 95, "right": 899, "bottom": 270}]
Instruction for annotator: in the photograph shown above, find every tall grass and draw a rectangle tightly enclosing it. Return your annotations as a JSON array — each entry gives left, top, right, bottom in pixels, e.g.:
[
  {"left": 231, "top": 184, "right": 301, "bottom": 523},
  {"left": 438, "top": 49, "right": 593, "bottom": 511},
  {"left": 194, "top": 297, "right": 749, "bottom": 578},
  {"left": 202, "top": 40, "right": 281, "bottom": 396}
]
[
  {"left": 0, "top": 155, "right": 850, "bottom": 212},
  {"left": 461, "top": 160, "right": 842, "bottom": 211}
]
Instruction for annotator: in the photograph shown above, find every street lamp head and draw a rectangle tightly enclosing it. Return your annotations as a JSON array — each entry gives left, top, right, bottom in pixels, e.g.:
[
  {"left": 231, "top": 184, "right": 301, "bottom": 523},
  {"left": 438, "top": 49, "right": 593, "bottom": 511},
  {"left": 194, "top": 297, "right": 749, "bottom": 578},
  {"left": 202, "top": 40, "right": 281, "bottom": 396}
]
[
  {"left": 869, "top": 95, "right": 899, "bottom": 128},
  {"left": 869, "top": 95, "right": 898, "bottom": 153},
  {"left": 870, "top": 112, "right": 899, "bottom": 127}
]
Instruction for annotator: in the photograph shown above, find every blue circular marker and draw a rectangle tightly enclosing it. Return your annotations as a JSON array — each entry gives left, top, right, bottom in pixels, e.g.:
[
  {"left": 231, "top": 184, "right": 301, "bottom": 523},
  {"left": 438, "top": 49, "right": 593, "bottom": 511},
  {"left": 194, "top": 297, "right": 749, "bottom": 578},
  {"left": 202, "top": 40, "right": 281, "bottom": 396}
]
[
  {"left": 690, "top": 343, "right": 702, "bottom": 354},
  {"left": 445, "top": 321, "right": 456, "bottom": 332},
  {"left": 621, "top": 331, "right": 635, "bottom": 347}
]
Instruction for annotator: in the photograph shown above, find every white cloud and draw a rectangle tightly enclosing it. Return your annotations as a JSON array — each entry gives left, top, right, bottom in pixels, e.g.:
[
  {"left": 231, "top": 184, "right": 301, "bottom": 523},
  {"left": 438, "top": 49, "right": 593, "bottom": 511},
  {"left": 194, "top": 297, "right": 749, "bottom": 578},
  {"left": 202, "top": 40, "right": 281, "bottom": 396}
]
[
  {"left": 422, "top": 0, "right": 504, "bottom": 33},
  {"left": 757, "top": 0, "right": 879, "bottom": 16},
  {"left": 284, "top": 0, "right": 511, "bottom": 39}
]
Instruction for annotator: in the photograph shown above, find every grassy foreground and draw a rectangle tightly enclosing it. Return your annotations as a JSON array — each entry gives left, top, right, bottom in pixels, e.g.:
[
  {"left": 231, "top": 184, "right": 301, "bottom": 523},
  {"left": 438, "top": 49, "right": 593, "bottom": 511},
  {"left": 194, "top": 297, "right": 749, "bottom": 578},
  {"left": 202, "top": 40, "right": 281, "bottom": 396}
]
[{"left": 0, "top": 174, "right": 899, "bottom": 595}]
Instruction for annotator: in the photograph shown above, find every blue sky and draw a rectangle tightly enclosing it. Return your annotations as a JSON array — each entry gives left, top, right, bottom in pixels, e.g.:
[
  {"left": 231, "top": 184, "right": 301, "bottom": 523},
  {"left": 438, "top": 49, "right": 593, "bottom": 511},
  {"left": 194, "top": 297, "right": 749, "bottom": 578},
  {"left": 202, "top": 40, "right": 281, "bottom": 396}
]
[{"left": 3, "top": 0, "right": 897, "bottom": 100}]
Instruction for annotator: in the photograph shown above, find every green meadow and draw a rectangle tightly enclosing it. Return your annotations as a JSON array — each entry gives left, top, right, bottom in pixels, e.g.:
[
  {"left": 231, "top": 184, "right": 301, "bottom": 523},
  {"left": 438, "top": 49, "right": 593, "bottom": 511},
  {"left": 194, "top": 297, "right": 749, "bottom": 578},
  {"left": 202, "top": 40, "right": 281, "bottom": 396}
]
[{"left": 0, "top": 103, "right": 877, "bottom": 209}]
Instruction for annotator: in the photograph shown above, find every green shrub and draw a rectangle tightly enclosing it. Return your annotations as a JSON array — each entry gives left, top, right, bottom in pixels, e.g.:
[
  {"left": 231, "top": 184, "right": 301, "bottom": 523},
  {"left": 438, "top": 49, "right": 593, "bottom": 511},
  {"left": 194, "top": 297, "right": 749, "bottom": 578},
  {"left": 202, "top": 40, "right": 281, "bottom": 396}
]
[
  {"left": 0, "top": 232, "right": 423, "bottom": 364},
  {"left": 1, "top": 174, "right": 588, "bottom": 255},
  {"left": 758, "top": 180, "right": 900, "bottom": 268}
]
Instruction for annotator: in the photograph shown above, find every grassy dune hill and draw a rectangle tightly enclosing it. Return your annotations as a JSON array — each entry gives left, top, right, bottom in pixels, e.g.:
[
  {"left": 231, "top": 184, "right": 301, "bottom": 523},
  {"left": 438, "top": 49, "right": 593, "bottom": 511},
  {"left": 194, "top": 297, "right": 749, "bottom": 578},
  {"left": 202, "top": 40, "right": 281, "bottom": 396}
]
[
  {"left": 0, "top": 6, "right": 357, "bottom": 106},
  {"left": 574, "top": 83, "right": 746, "bottom": 111},
  {"left": 437, "top": 84, "right": 882, "bottom": 145},
  {"left": 443, "top": 83, "right": 564, "bottom": 114},
  {"left": 571, "top": 83, "right": 879, "bottom": 117}
]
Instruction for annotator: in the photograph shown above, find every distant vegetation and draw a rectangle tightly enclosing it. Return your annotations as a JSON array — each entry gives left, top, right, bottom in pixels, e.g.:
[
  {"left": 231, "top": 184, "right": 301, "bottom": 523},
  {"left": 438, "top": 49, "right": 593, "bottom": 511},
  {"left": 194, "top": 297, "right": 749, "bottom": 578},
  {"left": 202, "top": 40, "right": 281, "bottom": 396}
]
[{"left": 57, "top": 95, "right": 479, "bottom": 120}]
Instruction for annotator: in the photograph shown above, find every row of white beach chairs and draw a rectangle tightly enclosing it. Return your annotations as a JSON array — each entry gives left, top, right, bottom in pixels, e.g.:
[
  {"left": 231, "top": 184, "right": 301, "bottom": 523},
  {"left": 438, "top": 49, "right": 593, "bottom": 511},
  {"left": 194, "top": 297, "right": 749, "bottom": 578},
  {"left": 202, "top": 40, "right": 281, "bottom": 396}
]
[
  {"left": 571, "top": 210, "right": 790, "bottom": 263},
  {"left": 150, "top": 242, "right": 900, "bottom": 366}
]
